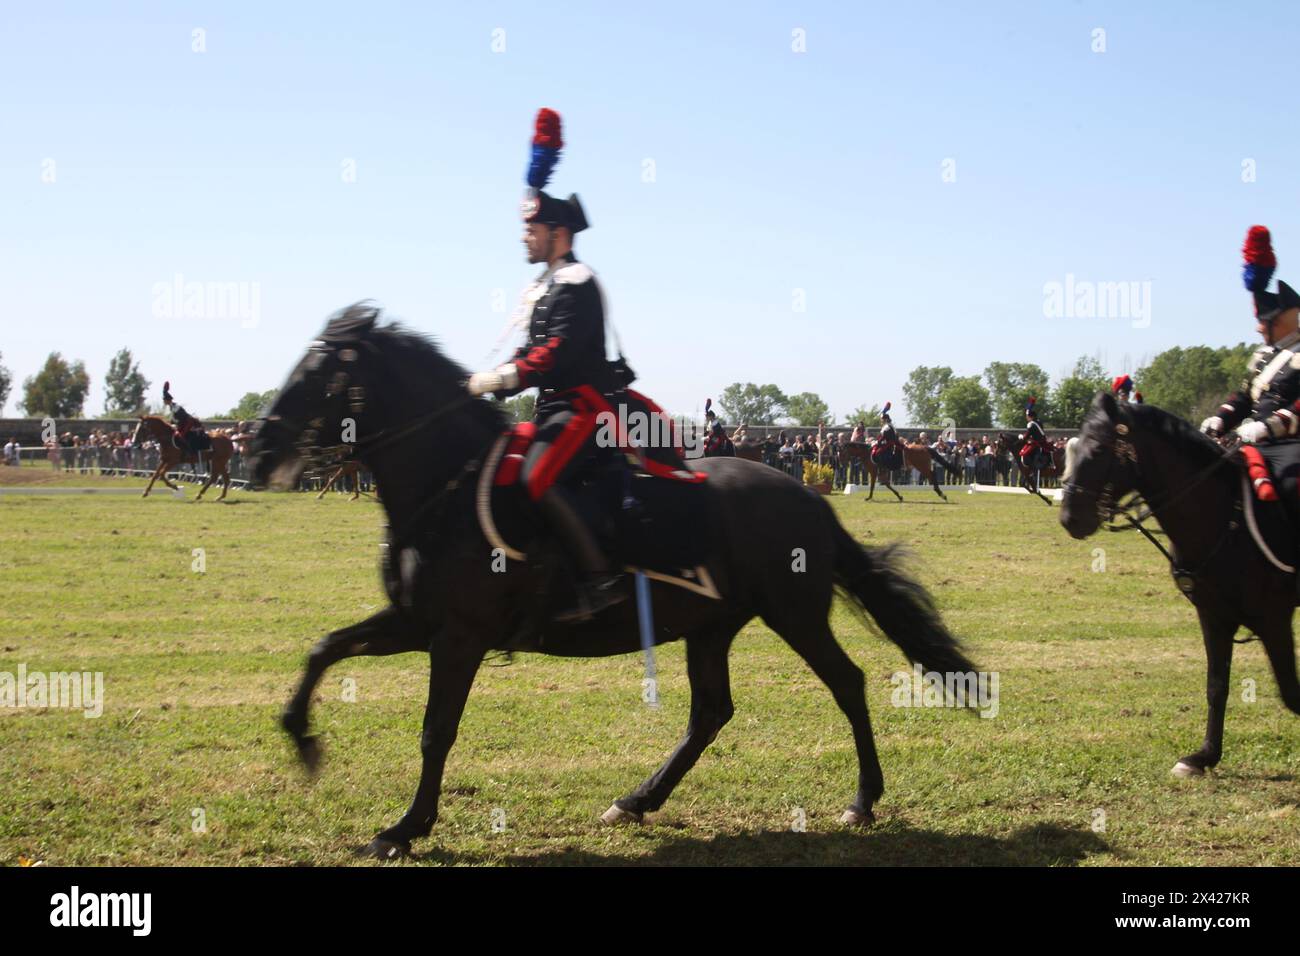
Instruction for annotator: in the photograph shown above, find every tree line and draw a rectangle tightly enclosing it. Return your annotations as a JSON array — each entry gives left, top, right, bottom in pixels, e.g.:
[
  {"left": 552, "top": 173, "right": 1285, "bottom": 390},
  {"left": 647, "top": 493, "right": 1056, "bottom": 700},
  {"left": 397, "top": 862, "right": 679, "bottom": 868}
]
[
  {"left": 0, "top": 349, "right": 277, "bottom": 421},
  {"left": 711, "top": 345, "right": 1256, "bottom": 429},
  {"left": 0, "top": 342, "right": 1259, "bottom": 430}
]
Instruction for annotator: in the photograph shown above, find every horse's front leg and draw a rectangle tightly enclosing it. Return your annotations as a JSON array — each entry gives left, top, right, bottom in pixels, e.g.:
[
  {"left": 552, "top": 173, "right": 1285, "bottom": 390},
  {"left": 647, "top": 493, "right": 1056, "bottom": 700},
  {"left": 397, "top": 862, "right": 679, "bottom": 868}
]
[
  {"left": 282, "top": 606, "right": 424, "bottom": 772},
  {"left": 157, "top": 457, "right": 181, "bottom": 491},
  {"left": 1173, "top": 610, "right": 1237, "bottom": 777},
  {"left": 142, "top": 461, "right": 164, "bottom": 498},
  {"left": 361, "top": 633, "right": 483, "bottom": 859}
]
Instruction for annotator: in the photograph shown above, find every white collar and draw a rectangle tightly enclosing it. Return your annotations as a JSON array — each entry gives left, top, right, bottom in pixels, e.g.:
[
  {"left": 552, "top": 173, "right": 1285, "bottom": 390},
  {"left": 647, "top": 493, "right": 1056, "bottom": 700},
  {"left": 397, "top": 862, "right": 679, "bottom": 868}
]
[{"left": 1274, "top": 329, "right": 1300, "bottom": 350}]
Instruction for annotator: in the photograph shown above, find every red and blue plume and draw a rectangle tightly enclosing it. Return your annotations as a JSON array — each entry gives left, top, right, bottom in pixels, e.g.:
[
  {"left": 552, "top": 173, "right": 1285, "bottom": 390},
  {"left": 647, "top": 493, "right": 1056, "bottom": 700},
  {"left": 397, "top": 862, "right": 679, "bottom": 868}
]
[
  {"left": 162, "top": 381, "right": 172, "bottom": 403},
  {"left": 1243, "top": 225, "right": 1276, "bottom": 293},
  {"left": 1026, "top": 395, "right": 1037, "bottom": 412},
  {"left": 526, "top": 108, "right": 564, "bottom": 190},
  {"left": 881, "top": 401, "right": 891, "bottom": 415},
  {"left": 1112, "top": 374, "right": 1133, "bottom": 394},
  {"left": 704, "top": 397, "right": 712, "bottom": 416}
]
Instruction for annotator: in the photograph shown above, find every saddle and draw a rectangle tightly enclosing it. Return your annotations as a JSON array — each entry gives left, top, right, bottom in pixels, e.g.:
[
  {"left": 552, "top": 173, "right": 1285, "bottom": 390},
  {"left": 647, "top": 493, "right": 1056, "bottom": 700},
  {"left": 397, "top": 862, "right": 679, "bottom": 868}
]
[
  {"left": 172, "top": 427, "right": 211, "bottom": 453},
  {"left": 1238, "top": 442, "right": 1300, "bottom": 575},
  {"left": 478, "top": 421, "right": 721, "bottom": 601},
  {"left": 871, "top": 442, "right": 902, "bottom": 471}
]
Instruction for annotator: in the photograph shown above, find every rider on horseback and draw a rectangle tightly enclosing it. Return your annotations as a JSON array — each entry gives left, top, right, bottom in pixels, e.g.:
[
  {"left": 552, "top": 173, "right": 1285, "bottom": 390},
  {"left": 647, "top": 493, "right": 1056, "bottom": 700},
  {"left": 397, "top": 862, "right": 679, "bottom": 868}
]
[
  {"left": 1201, "top": 226, "right": 1300, "bottom": 508},
  {"left": 1019, "top": 397, "right": 1050, "bottom": 488},
  {"left": 162, "top": 380, "right": 208, "bottom": 456},
  {"left": 870, "top": 403, "right": 903, "bottom": 471},
  {"left": 1202, "top": 227, "right": 1300, "bottom": 447},
  {"left": 465, "top": 109, "right": 626, "bottom": 622},
  {"left": 703, "top": 399, "right": 735, "bottom": 457}
]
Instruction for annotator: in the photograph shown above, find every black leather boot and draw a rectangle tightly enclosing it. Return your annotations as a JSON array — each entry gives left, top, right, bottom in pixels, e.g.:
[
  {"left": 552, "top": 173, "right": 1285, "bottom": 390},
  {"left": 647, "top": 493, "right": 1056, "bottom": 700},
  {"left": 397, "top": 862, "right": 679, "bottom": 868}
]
[{"left": 537, "top": 486, "right": 627, "bottom": 622}]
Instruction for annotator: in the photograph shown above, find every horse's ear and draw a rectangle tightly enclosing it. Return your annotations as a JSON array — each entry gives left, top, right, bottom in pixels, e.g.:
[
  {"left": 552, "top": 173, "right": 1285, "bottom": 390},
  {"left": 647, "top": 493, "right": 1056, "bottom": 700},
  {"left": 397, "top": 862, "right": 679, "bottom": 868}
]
[{"left": 1094, "top": 389, "right": 1118, "bottom": 419}]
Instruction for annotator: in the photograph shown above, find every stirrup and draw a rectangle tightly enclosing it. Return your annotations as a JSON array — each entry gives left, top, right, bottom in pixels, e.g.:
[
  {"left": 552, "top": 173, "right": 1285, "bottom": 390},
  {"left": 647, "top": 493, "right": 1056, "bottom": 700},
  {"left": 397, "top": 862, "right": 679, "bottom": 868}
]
[{"left": 554, "top": 574, "right": 628, "bottom": 623}]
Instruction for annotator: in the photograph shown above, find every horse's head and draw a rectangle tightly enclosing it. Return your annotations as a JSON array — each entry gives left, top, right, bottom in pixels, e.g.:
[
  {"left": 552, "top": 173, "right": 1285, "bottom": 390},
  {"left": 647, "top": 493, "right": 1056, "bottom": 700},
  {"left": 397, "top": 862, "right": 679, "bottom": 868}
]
[
  {"left": 248, "top": 301, "right": 492, "bottom": 492},
  {"left": 247, "top": 302, "right": 387, "bottom": 490},
  {"left": 1059, "top": 391, "right": 1137, "bottom": 539}
]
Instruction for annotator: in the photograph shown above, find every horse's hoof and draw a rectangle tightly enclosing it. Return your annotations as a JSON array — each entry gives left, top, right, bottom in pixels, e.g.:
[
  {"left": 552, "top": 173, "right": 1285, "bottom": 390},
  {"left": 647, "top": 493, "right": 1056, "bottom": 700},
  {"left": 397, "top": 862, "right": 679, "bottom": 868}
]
[
  {"left": 1171, "top": 761, "right": 1204, "bottom": 778},
  {"left": 296, "top": 735, "right": 322, "bottom": 775},
  {"left": 356, "top": 837, "right": 410, "bottom": 860},
  {"left": 600, "top": 803, "right": 644, "bottom": 826},
  {"left": 839, "top": 807, "right": 875, "bottom": 827}
]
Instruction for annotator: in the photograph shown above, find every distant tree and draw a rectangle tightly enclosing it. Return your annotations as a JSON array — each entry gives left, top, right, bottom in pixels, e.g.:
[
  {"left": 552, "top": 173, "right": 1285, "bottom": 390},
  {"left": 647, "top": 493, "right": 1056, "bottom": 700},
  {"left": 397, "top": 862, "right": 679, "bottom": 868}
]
[
  {"left": 716, "top": 383, "right": 787, "bottom": 425},
  {"left": 20, "top": 353, "right": 91, "bottom": 418},
  {"left": 901, "top": 366, "right": 953, "bottom": 427},
  {"left": 103, "top": 347, "right": 151, "bottom": 415},
  {"left": 0, "top": 352, "right": 11, "bottom": 413},
  {"left": 783, "top": 392, "right": 830, "bottom": 426},
  {"left": 984, "top": 361, "right": 1050, "bottom": 427},
  {"left": 843, "top": 404, "right": 881, "bottom": 428},
  {"left": 502, "top": 392, "right": 536, "bottom": 423},
  {"left": 1048, "top": 355, "right": 1111, "bottom": 428},
  {"left": 223, "top": 389, "right": 279, "bottom": 421},
  {"left": 939, "top": 376, "right": 993, "bottom": 428}
]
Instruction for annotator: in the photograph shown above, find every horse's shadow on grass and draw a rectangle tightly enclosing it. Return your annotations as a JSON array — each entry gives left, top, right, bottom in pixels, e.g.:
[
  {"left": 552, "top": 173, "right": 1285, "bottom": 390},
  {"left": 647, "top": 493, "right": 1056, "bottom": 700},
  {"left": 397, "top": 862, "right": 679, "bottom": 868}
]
[{"left": 410, "top": 821, "right": 1108, "bottom": 867}]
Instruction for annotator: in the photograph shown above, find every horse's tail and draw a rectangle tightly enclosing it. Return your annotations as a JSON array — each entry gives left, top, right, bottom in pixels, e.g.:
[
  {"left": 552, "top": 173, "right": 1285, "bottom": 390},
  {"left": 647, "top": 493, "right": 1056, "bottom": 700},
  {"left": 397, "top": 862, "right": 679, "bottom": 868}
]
[{"left": 829, "top": 515, "right": 976, "bottom": 678}]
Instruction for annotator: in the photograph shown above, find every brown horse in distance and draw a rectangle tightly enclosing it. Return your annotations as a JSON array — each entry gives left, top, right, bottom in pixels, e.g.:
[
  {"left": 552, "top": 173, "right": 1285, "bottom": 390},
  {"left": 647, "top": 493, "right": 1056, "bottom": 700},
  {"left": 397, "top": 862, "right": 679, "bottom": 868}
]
[
  {"left": 132, "top": 416, "right": 234, "bottom": 500},
  {"left": 841, "top": 441, "right": 949, "bottom": 501},
  {"left": 315, "top": 460, "right": 372, "bottom": 500}
]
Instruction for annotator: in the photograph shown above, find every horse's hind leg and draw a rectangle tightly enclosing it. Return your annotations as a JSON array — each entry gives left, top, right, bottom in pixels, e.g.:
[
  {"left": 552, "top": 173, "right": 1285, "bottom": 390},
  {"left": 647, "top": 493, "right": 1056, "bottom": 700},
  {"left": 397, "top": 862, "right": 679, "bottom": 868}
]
[
  {"left": 282, "top": 606, "right": 423, "bottom": 772},
  {"left": 1173, "top": 609, "right": 1237, "bottom": 777},
  {"left": 928, "top": 467, "right": 947, "bottom": 501},
  {"left": 771, "top": 618, "right": 884, "bottom": 824},
  {"left": 1257, "top": 613, "right": 1300, "bottom": 716},
  {"left": 195, "top": 470, "right": 215, "bottom": 500},
  {"left": 604, "top": 618, "right": 744, "bottom": 823},
  {"left": 317, "top": 469, "right": 339, "bottom": 499}
]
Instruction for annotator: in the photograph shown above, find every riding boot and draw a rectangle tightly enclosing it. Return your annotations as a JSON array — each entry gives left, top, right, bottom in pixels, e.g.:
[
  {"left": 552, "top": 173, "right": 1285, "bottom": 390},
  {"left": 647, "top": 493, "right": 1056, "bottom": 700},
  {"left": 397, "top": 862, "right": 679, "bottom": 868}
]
[{"left": 537, "top": 485, "right": 627, "bottom": 622}]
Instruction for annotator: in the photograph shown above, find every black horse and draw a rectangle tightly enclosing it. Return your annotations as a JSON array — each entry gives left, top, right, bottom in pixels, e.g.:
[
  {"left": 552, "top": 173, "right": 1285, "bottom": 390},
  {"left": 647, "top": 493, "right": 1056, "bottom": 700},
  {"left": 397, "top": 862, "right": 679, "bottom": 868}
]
[
  {"left": 1060, "top": 392, "right": 1300, "bottom": 777},
  {"left": 247, "top": 304, "right": 976, "bottom": 859}
]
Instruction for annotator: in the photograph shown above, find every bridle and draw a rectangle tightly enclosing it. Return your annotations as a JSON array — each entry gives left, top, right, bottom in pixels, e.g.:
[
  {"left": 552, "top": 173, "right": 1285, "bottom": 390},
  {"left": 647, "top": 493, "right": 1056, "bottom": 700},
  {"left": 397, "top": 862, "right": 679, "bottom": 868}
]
[
  {"left": 1063, "top": 409, "right": 1240, "bottom": 600},
  {"left": 275, "top": 337, "right": 477, "bottom": 473},
  {"left": 268, "top": 335, "right": 491, "bottom": 552}
]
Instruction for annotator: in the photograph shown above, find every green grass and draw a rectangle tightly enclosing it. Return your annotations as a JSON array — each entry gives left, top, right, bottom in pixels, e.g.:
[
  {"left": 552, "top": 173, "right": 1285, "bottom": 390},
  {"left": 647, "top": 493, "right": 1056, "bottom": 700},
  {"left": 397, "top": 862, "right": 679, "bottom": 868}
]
[{"left": 1, "top": 476, "right": 1297, "bottom": 866}]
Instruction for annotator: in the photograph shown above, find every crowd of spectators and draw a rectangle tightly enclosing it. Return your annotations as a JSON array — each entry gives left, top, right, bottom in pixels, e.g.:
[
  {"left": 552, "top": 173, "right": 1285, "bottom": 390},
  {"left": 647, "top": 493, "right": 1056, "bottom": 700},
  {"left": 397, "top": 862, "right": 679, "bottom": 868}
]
[
  {"left": 746, "top": 427, "right": 1071, "bottom": 491},
  {"left": 2, "top": 426, "right": 372, "bottom": 495}
]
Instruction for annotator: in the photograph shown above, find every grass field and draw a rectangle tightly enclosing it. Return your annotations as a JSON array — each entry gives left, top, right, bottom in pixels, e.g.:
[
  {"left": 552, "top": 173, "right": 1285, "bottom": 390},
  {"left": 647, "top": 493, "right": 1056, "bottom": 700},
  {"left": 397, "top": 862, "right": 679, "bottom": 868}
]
[{"left": 2, "top": 461, "right": 1298, "bottom": 866}]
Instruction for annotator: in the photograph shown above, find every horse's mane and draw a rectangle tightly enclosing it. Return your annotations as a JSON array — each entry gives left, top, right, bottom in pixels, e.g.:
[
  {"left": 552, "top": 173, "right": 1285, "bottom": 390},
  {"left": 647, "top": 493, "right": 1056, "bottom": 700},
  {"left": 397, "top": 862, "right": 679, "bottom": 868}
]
[
  {"left": 1115, "top": 401, "right": 1224, "bottom": 466},
  {"left": 365, "top": 322, "right": 507, "bottom": 433}
]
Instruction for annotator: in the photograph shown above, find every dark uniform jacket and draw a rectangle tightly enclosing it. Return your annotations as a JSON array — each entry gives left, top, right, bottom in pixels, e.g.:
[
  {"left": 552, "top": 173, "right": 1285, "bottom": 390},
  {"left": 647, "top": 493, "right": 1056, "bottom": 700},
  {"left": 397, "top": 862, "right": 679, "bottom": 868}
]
[
  {"left": 507, "top": 252, "right": 616, "bottom": 411},
  {"left": 1216, "top": 332, "right": 1300, "bottom": 440}
]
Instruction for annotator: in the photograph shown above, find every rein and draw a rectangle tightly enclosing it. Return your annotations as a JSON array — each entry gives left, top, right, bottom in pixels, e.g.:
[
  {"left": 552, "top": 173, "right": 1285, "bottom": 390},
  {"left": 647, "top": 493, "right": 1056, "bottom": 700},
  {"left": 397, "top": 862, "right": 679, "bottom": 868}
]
[{"left": 1066, "top": 414, "right": 1242, "bottom": 602}]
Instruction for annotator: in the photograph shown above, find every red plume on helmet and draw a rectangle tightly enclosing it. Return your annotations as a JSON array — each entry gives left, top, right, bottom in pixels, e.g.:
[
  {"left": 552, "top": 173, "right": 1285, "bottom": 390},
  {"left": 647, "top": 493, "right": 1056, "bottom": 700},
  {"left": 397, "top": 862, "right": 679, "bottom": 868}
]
[{"left": 1242, "top": 226, "right": 1276, "bottom": 293}]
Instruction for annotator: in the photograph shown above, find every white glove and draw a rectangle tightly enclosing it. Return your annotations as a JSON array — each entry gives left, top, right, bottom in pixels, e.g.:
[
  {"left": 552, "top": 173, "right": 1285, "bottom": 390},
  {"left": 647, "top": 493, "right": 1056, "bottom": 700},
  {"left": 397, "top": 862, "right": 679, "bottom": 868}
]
[
  {"left": 1235, "top": 419, "right": 1270, "bottom": 444},
  {"left": 1200, "top": 416, "right": 1224, "bottom": 438},
  {"left": 466, "top": 364, "right": 519, "bottom": 396}
]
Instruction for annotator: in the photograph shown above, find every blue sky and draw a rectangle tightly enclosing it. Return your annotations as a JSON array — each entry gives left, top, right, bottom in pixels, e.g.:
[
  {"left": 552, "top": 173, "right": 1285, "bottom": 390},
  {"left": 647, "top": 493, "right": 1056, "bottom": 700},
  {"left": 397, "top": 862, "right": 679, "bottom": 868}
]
[{"left": 2, "top": 1, "right": 1297, "bottom": 424}]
